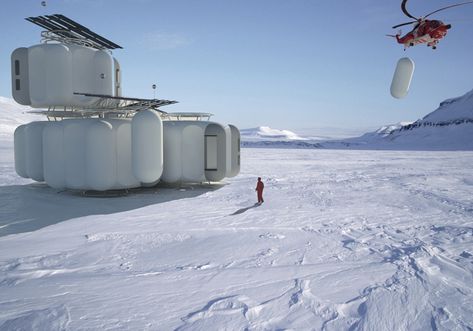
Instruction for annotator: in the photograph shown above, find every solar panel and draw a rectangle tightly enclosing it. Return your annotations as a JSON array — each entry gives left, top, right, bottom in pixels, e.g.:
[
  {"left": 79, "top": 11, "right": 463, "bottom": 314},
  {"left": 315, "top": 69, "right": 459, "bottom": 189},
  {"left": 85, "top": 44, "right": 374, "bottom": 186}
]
[{"left": 26, "top": 14, "right": 122, "bottom": 49}]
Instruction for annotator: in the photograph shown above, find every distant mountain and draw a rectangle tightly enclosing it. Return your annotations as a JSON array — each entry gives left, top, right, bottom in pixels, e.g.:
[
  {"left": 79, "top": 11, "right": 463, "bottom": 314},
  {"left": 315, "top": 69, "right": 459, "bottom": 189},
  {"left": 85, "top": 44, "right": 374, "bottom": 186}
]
[
  {"left": 0, "top": 97, "right": 38, "bottom": 140},
  {"left": 347, "top": 89, "right": 473, "bottom": 150},
  {"left": 240, "top": 126, "right": 308, "bottom": 141},
  {"left": 243, "top": 89, "right": 473, "bottom": 151}
]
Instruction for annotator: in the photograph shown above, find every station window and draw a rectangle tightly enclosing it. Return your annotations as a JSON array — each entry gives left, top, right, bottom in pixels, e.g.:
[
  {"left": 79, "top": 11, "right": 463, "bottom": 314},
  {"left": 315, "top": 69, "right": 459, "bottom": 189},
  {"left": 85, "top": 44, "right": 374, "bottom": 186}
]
[
  {"left": 15, "top": 79, "right": 20, "bottom": 91},
  {"left": 15, "top": 60, "right": 20, "bottom": 76}
]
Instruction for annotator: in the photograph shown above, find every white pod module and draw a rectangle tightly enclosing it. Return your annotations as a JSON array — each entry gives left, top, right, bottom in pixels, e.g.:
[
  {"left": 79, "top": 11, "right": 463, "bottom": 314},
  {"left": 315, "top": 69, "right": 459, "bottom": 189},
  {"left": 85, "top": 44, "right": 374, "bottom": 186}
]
[
  {"left": 162, "top": 121, "right": 183, "bottom": 184},
  {"left": 162, "top": 121, "right": 232, "bottom": 184},
  {"left": 225, "top": 125, "right": 240, "bottom": 178},
  {"left": 390, "top": 57, "right": 415, "bottom": 99},
  {"left": 132, "top": 109, "right": 163, "bottom": 184},
  {"left": 13, "top": 44, "right": 114, "bottom": 108},
  {"left": 28, "top": 44, "right": 72, "bottom": 107},
  {"left": 86, "top": 120, "right": 116, "bottom": 191},
  {"left": 92, "top": 50, "right": 114, "bottom": 99},
  {"left": 11, "top": 48, "right": 31, "bottom": 106},
  {"left": 162, "top": 121, "right": 206, "bottom": 184},
  {"left": 42, "top": 122, "right": 66, "bottom": 189},
  {"left": 182, "top": 124, "right": 205, "bottom": 182},
  {"left": 14, "top": 124, "right": 28, "bottom": 178},
  {"left": 63, "top": 119, "right": 89, "bottom": 189},
  {"left": 25, "top": 121, "right": 47, "bottom": 182},
  {"left": 108, "top": 119, "right": 140, "bottom": 189},
  {"left": 204, "top": 123, "right": 227, "bottom": 182},
  {"left": 69, "top": 45, "right": 100, "bottom": 106}
]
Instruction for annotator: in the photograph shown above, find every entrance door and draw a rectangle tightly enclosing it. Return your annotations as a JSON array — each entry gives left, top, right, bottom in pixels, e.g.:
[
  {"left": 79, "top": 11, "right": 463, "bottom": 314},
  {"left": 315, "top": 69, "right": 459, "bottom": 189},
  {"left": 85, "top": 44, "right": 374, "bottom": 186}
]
[{"left": 205, "top": 135, "right": 217, "bottom": 171}]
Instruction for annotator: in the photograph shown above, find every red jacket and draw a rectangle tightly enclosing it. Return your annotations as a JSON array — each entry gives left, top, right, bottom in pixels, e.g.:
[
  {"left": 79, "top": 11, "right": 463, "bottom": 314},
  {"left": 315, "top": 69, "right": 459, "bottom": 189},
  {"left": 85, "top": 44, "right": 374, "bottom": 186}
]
[{"left": 256, "top": 181, "right": 264, "bottom": 192}]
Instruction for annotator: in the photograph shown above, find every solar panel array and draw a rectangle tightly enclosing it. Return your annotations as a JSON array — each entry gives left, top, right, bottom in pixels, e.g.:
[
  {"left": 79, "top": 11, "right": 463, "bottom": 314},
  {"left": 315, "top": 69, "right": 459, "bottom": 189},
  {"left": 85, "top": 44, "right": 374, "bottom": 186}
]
[{"left": 26, "top": 14, "right": 122, "bottom": 50}]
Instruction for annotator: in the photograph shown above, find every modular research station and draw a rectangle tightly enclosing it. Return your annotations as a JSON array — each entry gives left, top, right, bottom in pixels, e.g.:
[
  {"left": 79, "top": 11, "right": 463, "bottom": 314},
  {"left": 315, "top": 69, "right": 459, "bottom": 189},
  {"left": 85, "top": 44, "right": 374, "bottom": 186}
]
[{"left": 11, "top": 14, "right": 240, "bottom": 191}]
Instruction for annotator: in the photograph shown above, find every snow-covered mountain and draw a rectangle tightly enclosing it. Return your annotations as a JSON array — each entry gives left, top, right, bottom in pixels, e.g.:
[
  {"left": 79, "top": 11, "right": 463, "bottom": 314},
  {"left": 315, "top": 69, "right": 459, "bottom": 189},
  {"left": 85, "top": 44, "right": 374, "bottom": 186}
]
[
  {"left": 349, "top": 89, "right": 473, "bottom": 150},
  {"left": 0, "top": 97, "right": 39, "bottom": 140},
  {"left": 243, "top": 89, "right": 473, "bottom": 151},
  {"left": 240, "top": 126, "right": 307, "bottom": 141}
]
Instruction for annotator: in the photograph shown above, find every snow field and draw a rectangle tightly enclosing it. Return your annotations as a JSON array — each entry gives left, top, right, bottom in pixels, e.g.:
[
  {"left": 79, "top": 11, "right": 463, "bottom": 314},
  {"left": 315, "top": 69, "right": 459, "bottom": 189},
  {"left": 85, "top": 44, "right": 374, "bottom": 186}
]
[{"left": 0, "top": 148, "right": 473, "bottom": 330}]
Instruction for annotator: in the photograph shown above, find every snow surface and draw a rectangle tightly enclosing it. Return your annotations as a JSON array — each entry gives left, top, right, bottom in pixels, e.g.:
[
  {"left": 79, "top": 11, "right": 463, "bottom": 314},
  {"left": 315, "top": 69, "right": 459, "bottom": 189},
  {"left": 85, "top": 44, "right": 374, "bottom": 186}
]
[
  {"left": 1, "top": 97, "right": 473, "bottom": 329},
  {"left": 1, "top": 149, "right": 473, "bottom": 329}
]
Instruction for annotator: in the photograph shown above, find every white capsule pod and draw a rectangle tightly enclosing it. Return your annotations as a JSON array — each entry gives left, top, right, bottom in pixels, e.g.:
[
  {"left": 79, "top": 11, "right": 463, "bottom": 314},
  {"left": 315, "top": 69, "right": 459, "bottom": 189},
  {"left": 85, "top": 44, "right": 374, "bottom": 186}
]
[
  {"left": 63, "top": 119, "right": 89, "bottom": 189},
  {"left": 204, "top": 123, "right": 227, "bottom": 182},
  {"left": 25, "top": 121, "right": 47, "bottom": 182},
  {"left": 182, "top": 124, "right": 205, "bottom": 182},
  {"left": 86, "top": 120, "right": 116, "bottom": 191},
  {"left": 132, "top": 109, "right": 163, "bottom": 184},
  {"left": 11, "top": 48, "right": 31, "bottom": 106},
  {"left": 162, "top": 121, "right": 183, "bottom": 184},
  {"left": 107, "top": 119, "right": 140, "bottom": 189},
  {"left": 14, "top": 124, "right": 28, "bottom": 178},
  {"left": 42, "top": 122, "right": 66, "bottom": 189},
  {"left": 390, "top": 57, "right": 415, "bottom": 99},
  {"left": 225, "top": 124, "right": 240, "bottom": 178},
  {"left": 28, "top": 44, "right": 72, "bottom": 107}
]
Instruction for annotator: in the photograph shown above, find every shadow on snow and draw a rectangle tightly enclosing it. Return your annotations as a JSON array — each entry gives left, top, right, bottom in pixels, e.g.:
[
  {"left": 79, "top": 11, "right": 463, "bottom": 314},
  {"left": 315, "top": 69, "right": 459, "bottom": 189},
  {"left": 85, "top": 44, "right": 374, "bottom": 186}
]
[{"left": 0, "top": 182, "right": 223, "bottom": 237}]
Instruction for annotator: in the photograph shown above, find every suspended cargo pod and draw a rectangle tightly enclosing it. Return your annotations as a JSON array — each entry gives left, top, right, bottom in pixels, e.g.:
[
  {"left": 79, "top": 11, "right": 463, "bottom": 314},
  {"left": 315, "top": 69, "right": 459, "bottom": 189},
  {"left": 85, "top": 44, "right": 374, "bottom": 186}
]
[
  {"left": 11, "top": 48, "right": 31, "bottom": 105},
  {"left": 225, "top": 125, "right": 240, "bottom": 178},
  {"left": 162, "top": 121, "right": 183, "bottom": 184},
  {"left": 42, "top": 122, "right": 66, "bottom": 189},
  {"left": 14, "top": 124, "right": 28, "bottom": 178},
  {"left": 25, "top": 121, "right": 47, "bottom": 181},
  {"left": 391, "top": 57, "right": 415, "bottom": 99},
  {"left": 204, "top": 123, "right": 227, "bottom": 182},
  {"left": 86, "top": 120, "right": 116, "bottom": 191},
  {"left": 132, "top": 109, "right": 163, "bottom": 183},
  {"left": 108, "top": 119, "right": 140, "bottom": 189},
  {"left": 182, "top": 124, "right": 205, "bottom": 182},
  {"left": 28, "top": 44, "right": 72, "bottom": 107},
  {"left": 63, "top": 119, "right": 89, "bottom": 189}
]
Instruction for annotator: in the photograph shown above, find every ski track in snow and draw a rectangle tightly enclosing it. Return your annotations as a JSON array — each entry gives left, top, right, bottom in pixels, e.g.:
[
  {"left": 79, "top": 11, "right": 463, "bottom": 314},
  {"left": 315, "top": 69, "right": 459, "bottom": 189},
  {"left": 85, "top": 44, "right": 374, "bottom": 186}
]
[{"left": 0, "top": 148, "right": 473, "bottom": 330}]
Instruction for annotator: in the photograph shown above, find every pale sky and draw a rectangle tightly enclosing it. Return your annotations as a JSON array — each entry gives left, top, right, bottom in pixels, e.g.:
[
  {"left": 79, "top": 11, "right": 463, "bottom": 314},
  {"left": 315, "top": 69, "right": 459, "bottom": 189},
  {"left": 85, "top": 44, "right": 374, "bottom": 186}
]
[{"left": 1, "top": 0, "right": 473, "bottom": 131}]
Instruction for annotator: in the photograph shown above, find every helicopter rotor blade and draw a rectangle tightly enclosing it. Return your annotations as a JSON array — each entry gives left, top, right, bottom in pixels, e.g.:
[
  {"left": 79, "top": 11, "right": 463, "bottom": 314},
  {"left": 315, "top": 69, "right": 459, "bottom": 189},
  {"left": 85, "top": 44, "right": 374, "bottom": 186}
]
[
  {"left": 424, "top": 1, "right": 473, "bottom": 19},
  {"left": 401, "top": 0, "right": 418, "bottom": 20},
  {"left": 392, "top": 20, "right": 417, "bottom": 29}
]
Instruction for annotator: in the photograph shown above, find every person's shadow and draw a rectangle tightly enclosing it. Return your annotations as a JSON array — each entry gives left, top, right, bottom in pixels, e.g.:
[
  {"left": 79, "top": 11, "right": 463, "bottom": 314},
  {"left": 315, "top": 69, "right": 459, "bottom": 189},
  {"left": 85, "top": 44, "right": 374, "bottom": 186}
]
[{"left": 230, "top": 203, "right": 261, "bottom": 216}]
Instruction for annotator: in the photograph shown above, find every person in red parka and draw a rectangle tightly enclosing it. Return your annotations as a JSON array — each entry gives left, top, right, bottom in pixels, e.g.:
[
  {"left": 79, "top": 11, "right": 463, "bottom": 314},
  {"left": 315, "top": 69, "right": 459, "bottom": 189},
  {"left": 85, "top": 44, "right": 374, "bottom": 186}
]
[{"left": 255, "top": 177, "right": 264, "bottom": 204}]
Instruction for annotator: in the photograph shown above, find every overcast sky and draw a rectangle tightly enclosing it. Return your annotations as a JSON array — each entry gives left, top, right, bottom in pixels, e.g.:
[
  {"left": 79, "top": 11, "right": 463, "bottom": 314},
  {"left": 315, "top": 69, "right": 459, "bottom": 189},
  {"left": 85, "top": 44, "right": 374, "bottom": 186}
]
[{"left": 1, "top": 0, "right": 473, "bottom": 130}]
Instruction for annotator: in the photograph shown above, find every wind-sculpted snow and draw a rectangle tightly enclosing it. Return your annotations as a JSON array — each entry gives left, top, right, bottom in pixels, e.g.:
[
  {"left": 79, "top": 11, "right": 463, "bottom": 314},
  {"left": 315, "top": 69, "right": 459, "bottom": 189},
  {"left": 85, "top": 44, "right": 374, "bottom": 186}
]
[{"left": 1, "top": 148, "right": 473, "bottom": 330}]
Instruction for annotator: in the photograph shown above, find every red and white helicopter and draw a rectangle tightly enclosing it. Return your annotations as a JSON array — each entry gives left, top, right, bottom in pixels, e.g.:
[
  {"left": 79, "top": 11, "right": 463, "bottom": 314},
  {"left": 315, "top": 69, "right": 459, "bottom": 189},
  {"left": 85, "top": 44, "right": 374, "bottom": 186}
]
[{"left": 389, "top": 0, "right": 473, "bottom": 50}]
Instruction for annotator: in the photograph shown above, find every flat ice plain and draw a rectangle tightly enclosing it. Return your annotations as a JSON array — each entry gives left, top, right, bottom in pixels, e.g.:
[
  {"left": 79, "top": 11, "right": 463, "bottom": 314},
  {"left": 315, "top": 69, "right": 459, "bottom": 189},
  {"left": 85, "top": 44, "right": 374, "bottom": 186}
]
[{"left": 1, "top": 147, "right": 473, "bottom": 330}]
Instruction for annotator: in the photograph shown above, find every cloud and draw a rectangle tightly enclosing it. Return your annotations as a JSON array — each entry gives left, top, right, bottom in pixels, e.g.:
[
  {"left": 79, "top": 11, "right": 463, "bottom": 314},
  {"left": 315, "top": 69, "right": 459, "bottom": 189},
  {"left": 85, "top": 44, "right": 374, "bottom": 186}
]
[{"left": 140, "top": 31, "right": 191, "bottom": 50}]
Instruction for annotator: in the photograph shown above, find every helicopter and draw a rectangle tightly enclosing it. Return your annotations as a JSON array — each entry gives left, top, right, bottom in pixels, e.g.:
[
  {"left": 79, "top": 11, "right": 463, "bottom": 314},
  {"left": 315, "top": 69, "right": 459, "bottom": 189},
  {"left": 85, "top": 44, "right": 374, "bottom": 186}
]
[{"left": 389, "top": 0, "right": 473, "bottom": 50}]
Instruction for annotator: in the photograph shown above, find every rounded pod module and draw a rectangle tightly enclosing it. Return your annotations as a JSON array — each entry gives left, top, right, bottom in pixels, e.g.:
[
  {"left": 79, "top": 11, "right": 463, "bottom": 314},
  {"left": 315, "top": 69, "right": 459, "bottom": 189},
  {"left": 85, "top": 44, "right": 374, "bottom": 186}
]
[
  {"left": 390, "top": 57, "right": 415, "bottom": 99},
  {"left": 14, "top": 124, "right": 28, "bottom": 178},
  {"left": 204, "top": 123, "right": 227, "bottom": 182},
  {"left": 86, "top": 120, "right": 116, "bottom": 191},
  {"left": 162, "top": 121, "right": 206, "bottom": 184},
  {"left": 107, "top": 119, "right": 140, "bottom": 189},
  {"left": 225, "top": 124, "right": 240, "bottom": 178},
  {"left": 63, "top": 119, "right": 90, "bottom": 189},
  {"left": 25, "top": 121, "right": 48, "bottom": 182},
  {"left": 28, "top": 44, "right": 72, "bottom": 107},
  {"left": 132, "top": 109, "right": 163, "bottom": 184},
  {"left": 42, "top": 122, "right": 66, "bottom": 189}
]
